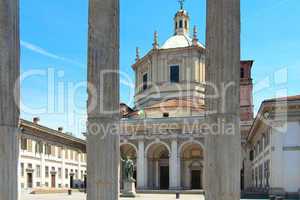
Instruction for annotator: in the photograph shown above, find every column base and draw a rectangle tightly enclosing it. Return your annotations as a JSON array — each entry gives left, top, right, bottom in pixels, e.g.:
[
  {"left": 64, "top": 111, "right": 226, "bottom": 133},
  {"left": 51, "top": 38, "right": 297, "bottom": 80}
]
[
  {"left": 169, "top": 186, "right": 181, "bottom": 191},
  {"left": 137, "top": 186, "right": 147, "bottom": 190}
]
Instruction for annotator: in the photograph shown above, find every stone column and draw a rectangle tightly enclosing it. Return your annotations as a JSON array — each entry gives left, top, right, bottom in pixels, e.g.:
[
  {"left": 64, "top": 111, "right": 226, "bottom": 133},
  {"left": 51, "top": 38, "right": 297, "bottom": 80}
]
[
  {"left": 170, "top": 139, "right": 179, "bottom": 190},
  {"left": 177, "top": 153, "right": 181, "bottom": 189},
  {"left": 87, "top": 0, "right": 120, "bottom": 199},
  {"left": 155, "top": 161, "right": 159, "bottom": 189},
  {"left": 0, "top": 0, "right": 20, "bottom": 199},
  {"left": 204, "top": 0, "right": 241, "bottom": 200},
  {"left": 144, "top": 152, "right": 148, "bottom": 189},
  {"left": 137, "top": 140, "right": 145, "bottom": 189}
]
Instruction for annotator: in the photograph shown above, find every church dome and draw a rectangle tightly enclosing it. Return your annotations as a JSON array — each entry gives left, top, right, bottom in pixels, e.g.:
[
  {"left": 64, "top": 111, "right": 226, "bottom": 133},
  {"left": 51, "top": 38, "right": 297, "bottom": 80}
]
[
  {"left": 161, "top": 34, "right": 204, "bottom": 49},
  {"left": 161, "top": 35, "right": 192, "bottom": 49}
]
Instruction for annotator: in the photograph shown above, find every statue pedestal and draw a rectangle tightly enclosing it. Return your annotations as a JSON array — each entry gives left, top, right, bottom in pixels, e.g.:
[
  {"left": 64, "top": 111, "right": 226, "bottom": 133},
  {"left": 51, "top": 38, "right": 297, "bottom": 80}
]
[{"left": 121, "top": 181, "right": 136, "bottom": 198}]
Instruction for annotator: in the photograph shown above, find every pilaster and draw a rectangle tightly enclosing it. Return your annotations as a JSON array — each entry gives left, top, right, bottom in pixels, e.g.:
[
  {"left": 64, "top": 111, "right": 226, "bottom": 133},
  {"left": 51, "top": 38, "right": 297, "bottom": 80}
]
[
  {"left": 270, "top": 128, "right": 284, "bottom": 189},
  {"left": 61, "top": 148, "right": 66, "bottom": 187},
  {"left": 41, "top": 142, "right": 46, "bottom": 187}
]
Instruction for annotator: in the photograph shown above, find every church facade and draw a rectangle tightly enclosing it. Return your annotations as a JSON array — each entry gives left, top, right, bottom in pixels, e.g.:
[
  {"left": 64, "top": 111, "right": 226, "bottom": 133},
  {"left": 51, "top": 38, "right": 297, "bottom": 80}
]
[{"left": 119, "top": 7, "right": 254, "bottom": 191}]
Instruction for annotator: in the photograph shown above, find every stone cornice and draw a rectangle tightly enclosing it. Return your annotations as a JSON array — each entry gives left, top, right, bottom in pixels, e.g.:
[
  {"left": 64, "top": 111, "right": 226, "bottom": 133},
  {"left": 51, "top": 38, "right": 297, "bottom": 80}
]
[
  {"left": 20, "top": 119, "right": 86, "bottom": 152},
  {"left": 283, "top": 146, "right": 300, "bottom": 151},
  {"left": 132, "top": 46, "right": 204, "bottom": 70},
  {"left": 247, "top": 98, "right": 300, "bottom": 142}
]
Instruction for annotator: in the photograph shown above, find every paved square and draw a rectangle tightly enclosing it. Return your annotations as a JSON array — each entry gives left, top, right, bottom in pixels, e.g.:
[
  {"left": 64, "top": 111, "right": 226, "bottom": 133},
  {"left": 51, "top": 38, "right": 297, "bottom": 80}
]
[
  {"left": 22, "top": 193, "right": 205, "bottom": 200},
  {"left": 21, "top": 193, "right": 272, "bottom": 200}
]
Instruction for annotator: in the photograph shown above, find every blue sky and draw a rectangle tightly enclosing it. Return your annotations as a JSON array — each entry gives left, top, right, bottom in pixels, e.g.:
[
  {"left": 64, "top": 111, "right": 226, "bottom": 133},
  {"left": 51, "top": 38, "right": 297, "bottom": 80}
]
[{"left": 20, "top": 0, "right": 300, "bottom": 137}]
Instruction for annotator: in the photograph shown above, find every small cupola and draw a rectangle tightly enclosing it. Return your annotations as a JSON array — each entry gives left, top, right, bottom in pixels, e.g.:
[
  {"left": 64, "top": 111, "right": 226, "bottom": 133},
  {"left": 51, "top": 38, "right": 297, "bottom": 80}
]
[{"left": 174, "top": 0, "right": 190, "bottom": 35}]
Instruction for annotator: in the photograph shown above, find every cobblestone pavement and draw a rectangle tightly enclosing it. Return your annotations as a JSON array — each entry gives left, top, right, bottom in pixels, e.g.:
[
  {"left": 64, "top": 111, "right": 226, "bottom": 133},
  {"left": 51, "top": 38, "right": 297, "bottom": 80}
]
[{"left": 22, "top": 193, "right": 205, "bottom": 200}]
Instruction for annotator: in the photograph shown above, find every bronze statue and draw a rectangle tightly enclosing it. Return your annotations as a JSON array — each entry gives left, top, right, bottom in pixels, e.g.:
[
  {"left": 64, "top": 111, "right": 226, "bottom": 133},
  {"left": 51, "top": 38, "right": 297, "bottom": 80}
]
[{"left": 121, "top": 156, "right": 135, "bottom": 182}]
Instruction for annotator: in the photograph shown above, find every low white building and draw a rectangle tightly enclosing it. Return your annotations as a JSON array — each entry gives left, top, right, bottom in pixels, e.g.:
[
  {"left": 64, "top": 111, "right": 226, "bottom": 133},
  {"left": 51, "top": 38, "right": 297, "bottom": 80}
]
[
  {"left": 19, "top": 118, "right": 87, "bottom": 192},
  {"left": 247, "top": 95, "right": 300, "bottom": 197}
]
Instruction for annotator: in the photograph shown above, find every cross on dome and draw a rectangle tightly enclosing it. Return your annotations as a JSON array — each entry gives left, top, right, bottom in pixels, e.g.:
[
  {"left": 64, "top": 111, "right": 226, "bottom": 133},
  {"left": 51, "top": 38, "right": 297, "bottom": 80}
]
[{"left": 178, "top": 0, "right": 185, "bottom": 10}]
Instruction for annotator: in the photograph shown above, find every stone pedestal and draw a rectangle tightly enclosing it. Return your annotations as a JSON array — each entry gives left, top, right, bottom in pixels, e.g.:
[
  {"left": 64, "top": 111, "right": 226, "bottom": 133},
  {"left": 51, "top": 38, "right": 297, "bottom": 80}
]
[{"left": 121, "top": 181, "right": 136, "bottom": 198}]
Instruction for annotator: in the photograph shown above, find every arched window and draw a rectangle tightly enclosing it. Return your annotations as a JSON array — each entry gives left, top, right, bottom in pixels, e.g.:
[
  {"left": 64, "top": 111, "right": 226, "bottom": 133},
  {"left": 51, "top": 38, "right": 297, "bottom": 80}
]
[
  {"left": 179, "top": 20, "right": 183, "bottom": 28},
  {"left": 142, "top": 73, "right": 148, "bottom": 91}
]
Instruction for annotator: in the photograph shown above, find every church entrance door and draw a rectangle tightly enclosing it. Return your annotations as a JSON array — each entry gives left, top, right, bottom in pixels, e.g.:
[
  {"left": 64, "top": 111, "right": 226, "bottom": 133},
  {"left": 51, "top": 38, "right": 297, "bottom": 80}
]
[
  {"left": 160, "top": 166, "right": 169, "bottom": 189},
  {"left": 191, "top": 170, "right": 201, "bottom": 189}
]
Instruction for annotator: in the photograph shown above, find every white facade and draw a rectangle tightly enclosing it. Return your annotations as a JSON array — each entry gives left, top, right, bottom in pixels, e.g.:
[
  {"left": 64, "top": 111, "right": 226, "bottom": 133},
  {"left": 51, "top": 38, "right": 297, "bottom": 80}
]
[
  {"left": 272, "top": 121, "right": 300, "bottom": 193},
  {"left": 248, "top": 96, "right": 300, "bottom": 195},
  {"left": 19, "top": 119, "right": 87, "bottom": 192}
]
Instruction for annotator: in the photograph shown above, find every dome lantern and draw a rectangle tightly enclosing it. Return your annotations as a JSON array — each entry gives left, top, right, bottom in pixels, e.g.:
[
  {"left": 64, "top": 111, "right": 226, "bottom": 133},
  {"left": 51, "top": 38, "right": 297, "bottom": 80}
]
[{"left": 174, "top": 1, "right": 189, "bottom": 36}]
